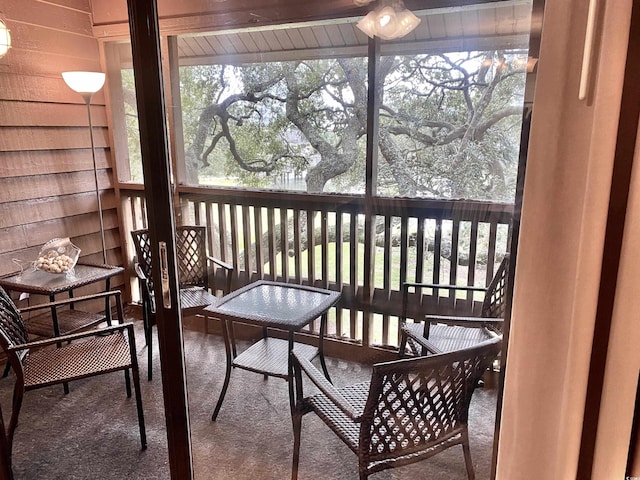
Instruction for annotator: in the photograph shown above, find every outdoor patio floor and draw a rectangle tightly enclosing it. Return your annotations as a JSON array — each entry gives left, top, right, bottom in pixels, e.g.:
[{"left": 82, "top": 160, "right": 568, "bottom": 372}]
[{"left": 0, "top": 313, "right": 499, "bottom": 480}]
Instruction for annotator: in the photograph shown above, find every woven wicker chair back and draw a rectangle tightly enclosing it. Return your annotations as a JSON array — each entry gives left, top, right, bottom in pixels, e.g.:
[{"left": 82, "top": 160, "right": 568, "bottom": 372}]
[
  {"left": 0, "top": 287, "right": 30, "bottom": 377},
  {"left": 131, "top": 226, "right": 209, "bottom": 293},
  {"left": 361, "top": 336, "right": 501, "bottom": 462},
  {"left": 480, "top": 254, "right": 510, "bottom": 322},
  {"left": 0, "top": 287, "right": 28, "bottom": 351}
]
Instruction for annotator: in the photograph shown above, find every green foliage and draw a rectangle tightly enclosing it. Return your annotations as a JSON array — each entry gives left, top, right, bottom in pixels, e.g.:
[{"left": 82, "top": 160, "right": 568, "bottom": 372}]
[
  {"left": 121, "top": 69, "right": 143, "bottom": 182},
  {"left": 178, "top": 49, "right": 526, "bottom": 201}
]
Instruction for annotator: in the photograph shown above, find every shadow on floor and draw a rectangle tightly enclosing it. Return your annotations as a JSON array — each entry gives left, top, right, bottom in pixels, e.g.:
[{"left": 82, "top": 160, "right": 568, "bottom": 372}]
[{"left": 0, "top": 318, "right": 498, "bottom": 480}]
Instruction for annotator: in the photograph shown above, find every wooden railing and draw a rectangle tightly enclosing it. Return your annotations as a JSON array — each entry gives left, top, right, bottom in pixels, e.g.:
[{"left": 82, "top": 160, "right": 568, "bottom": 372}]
[{"left": 122, "top": 186, "right": 513, "bottom": 351}]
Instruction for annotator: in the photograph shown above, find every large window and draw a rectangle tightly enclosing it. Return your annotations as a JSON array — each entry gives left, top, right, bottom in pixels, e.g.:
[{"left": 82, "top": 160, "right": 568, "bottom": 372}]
[
  {"left": 179, "top": 57, "right": 368, "bottom": 194},
  {"left": 175, "top": 31, "right": 527, "bottom": 204}
]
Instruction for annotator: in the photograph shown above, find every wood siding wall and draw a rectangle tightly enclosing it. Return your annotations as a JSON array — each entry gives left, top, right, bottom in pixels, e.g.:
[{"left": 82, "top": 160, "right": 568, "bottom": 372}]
[{"left": 0, "top": 0, "right": 123, "bottom": 298}]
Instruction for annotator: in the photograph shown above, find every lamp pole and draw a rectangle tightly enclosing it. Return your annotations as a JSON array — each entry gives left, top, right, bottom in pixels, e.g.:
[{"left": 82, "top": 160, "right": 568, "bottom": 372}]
[
  {"left": 83, "top": 92, "right": 107, "bottom": 264},
  {"left": 62, "top": 72, "right": 107, "bottom": 264}
]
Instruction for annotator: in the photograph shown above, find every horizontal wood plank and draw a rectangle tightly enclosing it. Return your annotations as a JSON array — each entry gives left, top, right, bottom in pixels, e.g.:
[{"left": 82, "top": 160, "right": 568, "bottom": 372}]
[
  {"left": 0, "top": 74, "right": 106, "bottom": 105},
  {"left": 9, "top": 22, "right": 99, "bottom": 60},
  {"left": 0, "top": 101, "right": 108, "bottom": 127},
  {"left": 0, "top": 170, "right": 112, "bottom": 203},
  {"left": 4, "top": 1, "right": 93, "bottom": 36},
  {"left": 41, "top": 0, "right": 92, "bottom": 14},
  {"left": 0, "top": 127, "right": 109, "bottom": 151},
  {"left": 0, "top": 49, "right": 105, "bottom": 78},
  {"left": 0, "top": 191, "right": 116, "bottom": 228},
  {"left": 0, "top": 226, "right": 28, "bottom": 253},
  {"left": 0, "top": 149, "right": 110, "bottom": 178}
]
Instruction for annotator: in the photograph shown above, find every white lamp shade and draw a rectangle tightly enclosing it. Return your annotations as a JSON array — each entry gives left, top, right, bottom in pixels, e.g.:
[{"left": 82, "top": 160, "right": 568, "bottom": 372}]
[
  {"left": 62, "top": 71, "right": 106, "bottom": 94},
  {"left": 0, "top": 20, "right": 11, "bottom": 58}
]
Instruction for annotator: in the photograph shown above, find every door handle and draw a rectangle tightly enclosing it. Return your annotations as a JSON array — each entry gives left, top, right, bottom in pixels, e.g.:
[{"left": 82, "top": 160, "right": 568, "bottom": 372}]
[
  {"left": 579, "top": 0, "right": 599, "bottom": 101},
  {"left": 159, "top": 241, "right": 172, "bottom": 309}
]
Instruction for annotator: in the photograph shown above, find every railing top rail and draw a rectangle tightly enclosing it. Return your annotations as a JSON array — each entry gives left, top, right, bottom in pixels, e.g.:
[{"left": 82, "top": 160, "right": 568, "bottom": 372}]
[{"left": 171, "top": 185, "right": 514, "bottom": 223}]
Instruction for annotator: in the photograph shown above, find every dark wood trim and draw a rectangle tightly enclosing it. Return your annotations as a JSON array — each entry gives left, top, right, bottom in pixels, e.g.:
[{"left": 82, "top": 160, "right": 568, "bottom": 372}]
[
  {"left": 577, "top": 0, "right": 640, "bottom": 477},
  {"left": 126, "top": 0, "right": 194, "bottom": 478}
]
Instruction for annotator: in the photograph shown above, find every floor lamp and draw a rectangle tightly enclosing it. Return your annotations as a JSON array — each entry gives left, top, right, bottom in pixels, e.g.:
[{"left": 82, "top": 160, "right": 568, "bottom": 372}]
[{"left": 62, "top": 71, "right": 108, "bottom": 264}]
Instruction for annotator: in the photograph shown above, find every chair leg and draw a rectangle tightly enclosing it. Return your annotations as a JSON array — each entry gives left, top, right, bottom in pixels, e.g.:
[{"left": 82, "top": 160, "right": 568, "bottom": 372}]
[
  {"left": 398, "top": 329, "right": 408, "bottom": 358},
  {"left": 132, "top": 366, "right": 147, "bottom": 450},
  {"left": 147, "top": 326, "right": 153, "bottom": 382},
  {"left": 127, "top": 328, "right": 147, "bottom": 450},
  {"left": 461, "top": 430, "right": 475, "bottom": 480},
  {"left": 212, "top": 319, "right": 233, "bottom": 421},
  {"left": 358, "top": 460, "right": 369, "bottom": 480},
  {"left": 7, "top": 386, "right": 24, "bottom": 462},
  {"left": 124, "top": 368, "right": 132, "bottom": 398},
  {"left": 2, "top": 361, "right": 11, "bottom": 378},
  {"left": 142, "top": 303, "right": 150, "bottom": 346},
  {"left": 291, "top": 409, "right": 303, "bottom": 480}
]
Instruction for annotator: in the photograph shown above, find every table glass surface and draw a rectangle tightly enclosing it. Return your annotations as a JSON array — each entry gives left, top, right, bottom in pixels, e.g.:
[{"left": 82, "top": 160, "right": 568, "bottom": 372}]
[
  {"left": 0, "top": 264, "right": 123, "bottom": 295},
  {"left": 206, "top": 282, "right": 339, "bottom": 329}
]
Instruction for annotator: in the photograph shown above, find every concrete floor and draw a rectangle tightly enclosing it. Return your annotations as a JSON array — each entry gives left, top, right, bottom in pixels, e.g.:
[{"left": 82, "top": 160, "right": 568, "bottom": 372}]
[{"left": 0, "top": 317, "right": 498, "bottom": 480}]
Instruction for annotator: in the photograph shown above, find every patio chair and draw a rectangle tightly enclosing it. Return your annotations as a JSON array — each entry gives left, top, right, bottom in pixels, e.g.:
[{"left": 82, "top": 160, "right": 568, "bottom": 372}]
[
  {"left": 291, "top": 336, "right": 502, "bottom": 480},
  {"left": 0, "top": 287, "right": 146, "bottom": 464},
  {"left": 131, "top": 225, "right": 233, "bottom": 380},
  {"left": 399, "top": 254, "right": 509, "bottom": 356}
]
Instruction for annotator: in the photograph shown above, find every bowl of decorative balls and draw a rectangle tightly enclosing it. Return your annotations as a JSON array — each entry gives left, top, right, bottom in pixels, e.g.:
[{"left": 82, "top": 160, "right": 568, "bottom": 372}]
[{"left": 35, "top": 238, "right": 81, "bottom": 275}]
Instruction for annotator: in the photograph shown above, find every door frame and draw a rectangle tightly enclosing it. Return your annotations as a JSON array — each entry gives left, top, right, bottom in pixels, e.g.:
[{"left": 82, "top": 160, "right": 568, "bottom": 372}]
[{"left": 126, "top": 0, "right": 194, "bottom": 477}]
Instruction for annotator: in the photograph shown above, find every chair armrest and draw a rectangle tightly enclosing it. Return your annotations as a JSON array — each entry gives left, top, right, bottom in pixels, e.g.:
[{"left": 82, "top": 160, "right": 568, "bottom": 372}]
[
  {"left": 292, "top": 350, "right": 362, "bottom": 422},
  {"left": 207, "top": 256, "right": 233, "bottom": 272},
  {"left": 7, "top": 322, "right": 134, "bottom": 352},
  {"left": 18, "top": 290, "right": 123, "bottom": 314},
  {"left": 399, "top": 327, "right": 443, "bottom": 354},
  {"left": 401, "top": 282, "right": 488, "bottom": 322},
  {"left": 133, "top": 263, "right": 148, "bottom": 281},
  {"left": 424, "top": 315, "right": 503, "bottom": 327},
  {"left": 133, "top": 264, "right": 153, "bottom": 295},
  {"left": 403, "top": 281, "right": 487, "bottom": 293}
]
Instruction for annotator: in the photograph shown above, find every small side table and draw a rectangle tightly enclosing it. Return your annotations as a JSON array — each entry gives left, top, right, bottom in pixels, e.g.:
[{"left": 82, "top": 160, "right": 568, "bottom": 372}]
[
  {"left": 204, "top": 280, "right": 341, "bottom": 421},
  {"left": 0, "top": 263, "right": 124, "bottom": 338}
]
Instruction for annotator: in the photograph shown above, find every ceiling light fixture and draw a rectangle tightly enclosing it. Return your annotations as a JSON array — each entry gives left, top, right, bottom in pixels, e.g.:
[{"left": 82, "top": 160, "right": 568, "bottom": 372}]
[
  {"left": 0, "top": 19, "right": 11, "bottom": 58},
  {"left": 356, "top": 0, "right": 420, "bottom": 40}
]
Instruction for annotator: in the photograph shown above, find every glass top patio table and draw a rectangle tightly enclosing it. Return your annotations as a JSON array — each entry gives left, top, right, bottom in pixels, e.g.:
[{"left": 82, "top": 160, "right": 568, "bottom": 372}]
[
  {"left": 0, "top": 264, "right": 123, "bottom": 296},
  {"left": 0, "top": 263, "right": 124, "bottom": 337},
  {"left": 205, "top": 280, "right": 340, "bottom": 330},
  {"left": 204, "top": 280, "right": 341, "bottom": 421}
]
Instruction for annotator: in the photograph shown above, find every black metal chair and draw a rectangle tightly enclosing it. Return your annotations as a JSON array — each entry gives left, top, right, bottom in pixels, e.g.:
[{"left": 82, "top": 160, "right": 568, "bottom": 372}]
[
  {"left": 399, "top": 254, "right": 510, "bottom": 356},
  {"left": 291, "top": 336, "right": 502, "bottom": 480},
  {"left": 131, "top": 225, "right": 233, "bottom": 380},
  {"left": 0, "top": 286, "right": 146, "bottom": 466}
]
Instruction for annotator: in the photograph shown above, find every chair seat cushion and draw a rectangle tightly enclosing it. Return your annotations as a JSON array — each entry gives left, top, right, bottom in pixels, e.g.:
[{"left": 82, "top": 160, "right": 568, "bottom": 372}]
[
  {"left": 403, "top": 322, "right": 494, "bottom": 353},
  {"left": 180, "top": 287, "right": 219, "bottom": 312},
  {"left": 145, "top": 287, "right": 219, "bottom": 315},
  {"left": 304, "top": 381, "right": 370, "bottom": 453},
  {"left": 23, "top": 331, "right": 131, "bottom": 389}
]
